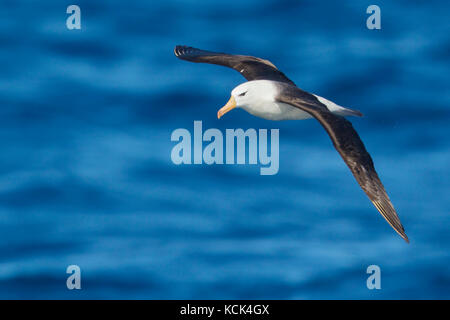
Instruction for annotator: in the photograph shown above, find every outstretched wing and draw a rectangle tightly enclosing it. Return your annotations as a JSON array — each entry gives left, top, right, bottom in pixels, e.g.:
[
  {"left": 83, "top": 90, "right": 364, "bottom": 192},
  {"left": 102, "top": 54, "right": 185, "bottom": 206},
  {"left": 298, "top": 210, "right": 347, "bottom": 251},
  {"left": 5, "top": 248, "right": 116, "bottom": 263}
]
[
  {"left": 276, "top": 85, "right": 409, "bottom": 243},
  {"left": 174, "top": 45, "right": 296, "bottom": 85}
]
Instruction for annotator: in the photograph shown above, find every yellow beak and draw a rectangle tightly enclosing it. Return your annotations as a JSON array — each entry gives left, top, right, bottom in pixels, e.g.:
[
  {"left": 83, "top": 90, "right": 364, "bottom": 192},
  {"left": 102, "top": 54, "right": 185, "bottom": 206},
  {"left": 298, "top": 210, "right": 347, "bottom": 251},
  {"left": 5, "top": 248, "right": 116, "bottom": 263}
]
[{"left": 217, "top": 96, "right": 236, "bottom": 119}]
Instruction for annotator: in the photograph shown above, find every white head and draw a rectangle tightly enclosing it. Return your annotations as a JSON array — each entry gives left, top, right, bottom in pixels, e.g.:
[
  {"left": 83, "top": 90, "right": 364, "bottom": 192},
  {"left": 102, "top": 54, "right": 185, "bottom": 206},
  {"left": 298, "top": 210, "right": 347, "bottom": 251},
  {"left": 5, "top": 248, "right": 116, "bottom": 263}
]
[{"left": 217, "top": 80, "right": 279, "bottom": 119}]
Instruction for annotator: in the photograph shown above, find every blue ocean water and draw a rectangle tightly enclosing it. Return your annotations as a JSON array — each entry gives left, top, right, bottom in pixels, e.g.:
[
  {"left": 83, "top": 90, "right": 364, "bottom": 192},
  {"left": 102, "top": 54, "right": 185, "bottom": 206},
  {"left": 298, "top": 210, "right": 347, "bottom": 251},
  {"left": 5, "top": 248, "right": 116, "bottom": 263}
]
[{"left": 0, "top": 0, "right": 449, "bottom": 299}]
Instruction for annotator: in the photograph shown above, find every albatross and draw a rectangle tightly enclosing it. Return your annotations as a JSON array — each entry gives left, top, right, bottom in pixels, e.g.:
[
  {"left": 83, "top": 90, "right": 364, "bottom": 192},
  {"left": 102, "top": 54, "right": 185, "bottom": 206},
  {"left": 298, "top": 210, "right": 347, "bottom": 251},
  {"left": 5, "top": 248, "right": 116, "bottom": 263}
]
[{"left": 174, "top": 45, "right": 409, "bottom": 243}]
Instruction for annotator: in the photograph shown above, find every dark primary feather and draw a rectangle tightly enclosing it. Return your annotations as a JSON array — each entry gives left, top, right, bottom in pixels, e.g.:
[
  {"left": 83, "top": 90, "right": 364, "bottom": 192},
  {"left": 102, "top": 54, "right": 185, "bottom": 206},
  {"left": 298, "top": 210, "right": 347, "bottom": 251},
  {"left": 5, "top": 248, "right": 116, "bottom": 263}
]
[
  {"left": 174, "top": 45, "right": 296, "bottom": 85},
  {"left": 276, "top": 84, "right": 409, "bottom": 243}
]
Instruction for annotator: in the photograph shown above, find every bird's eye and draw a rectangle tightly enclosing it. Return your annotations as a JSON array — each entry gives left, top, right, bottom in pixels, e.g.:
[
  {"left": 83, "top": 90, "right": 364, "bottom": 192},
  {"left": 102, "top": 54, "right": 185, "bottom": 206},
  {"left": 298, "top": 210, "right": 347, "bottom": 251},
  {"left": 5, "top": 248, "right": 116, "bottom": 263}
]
[{"left": 238, "top": 91, "right": 247, "bottom": 97}]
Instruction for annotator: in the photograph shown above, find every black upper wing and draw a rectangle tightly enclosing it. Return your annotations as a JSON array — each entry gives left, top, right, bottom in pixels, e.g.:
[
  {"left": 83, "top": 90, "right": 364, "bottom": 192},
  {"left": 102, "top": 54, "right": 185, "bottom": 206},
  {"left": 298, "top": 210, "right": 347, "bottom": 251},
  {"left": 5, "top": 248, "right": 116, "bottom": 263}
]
[
  {"left": 276, "top": 85, "right": 409, "bottom": 242},
  {"left": 174, "top": 45, "right": 296, "bottom": 86}
]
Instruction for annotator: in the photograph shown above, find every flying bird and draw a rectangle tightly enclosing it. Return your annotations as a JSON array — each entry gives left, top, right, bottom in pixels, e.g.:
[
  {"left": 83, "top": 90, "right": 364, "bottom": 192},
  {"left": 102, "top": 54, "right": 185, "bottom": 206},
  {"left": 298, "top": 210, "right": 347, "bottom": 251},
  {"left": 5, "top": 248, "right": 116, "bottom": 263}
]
[{"left": 174, "top": 45, "right": 409, "bottom": 243}]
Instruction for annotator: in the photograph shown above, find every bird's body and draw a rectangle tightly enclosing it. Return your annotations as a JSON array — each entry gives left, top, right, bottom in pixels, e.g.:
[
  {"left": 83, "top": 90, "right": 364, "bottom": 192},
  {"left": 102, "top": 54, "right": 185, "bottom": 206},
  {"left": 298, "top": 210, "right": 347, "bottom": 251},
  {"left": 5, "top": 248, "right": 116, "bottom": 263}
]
[
  {"left": 174, "top": 45, "right": 409, "bottom": 243},
  {"left": 233, "top": 80, "right": 312, "bottom": 120},
  {"left": 244, "top": 98, "right": 312, "bottom": 120},
  {"left": 231, "top": 80, "right": 362, "bottom": 120}
]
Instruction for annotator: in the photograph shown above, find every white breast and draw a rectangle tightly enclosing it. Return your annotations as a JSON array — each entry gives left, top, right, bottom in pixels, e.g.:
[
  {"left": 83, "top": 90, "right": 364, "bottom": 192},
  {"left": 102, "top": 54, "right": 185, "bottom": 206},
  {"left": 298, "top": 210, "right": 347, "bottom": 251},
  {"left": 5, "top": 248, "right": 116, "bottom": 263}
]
[{"left": 243, "top": 100, "right": 312, "bottom": 120}]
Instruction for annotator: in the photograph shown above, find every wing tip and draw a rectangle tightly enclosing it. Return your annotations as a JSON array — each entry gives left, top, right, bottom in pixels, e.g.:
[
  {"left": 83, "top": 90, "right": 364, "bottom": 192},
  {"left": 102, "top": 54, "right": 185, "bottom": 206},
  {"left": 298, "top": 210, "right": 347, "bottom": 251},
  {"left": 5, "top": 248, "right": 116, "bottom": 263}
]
[
  {"left": 399, "top": 230, "right": 410, "bottom": 243},
  {"left": 174, "top": 45, "right": 188, "bottom": 57},
  {"left": 382, "top": 215, "right": 410, "bottom": 244},
  {"left": 174, "top": 45, "right": 204, "bottom": 57},
  {"left": 372, "top": 200, "right": 409, "bottom": 243}
]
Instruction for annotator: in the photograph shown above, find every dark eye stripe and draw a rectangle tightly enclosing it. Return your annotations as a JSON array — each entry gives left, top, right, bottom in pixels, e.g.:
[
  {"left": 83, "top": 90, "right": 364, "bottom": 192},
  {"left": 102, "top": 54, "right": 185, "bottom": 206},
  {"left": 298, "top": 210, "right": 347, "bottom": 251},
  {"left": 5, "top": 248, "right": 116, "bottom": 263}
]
[{"left": 238, "top": 91, "right": 247, "bottom": 97}]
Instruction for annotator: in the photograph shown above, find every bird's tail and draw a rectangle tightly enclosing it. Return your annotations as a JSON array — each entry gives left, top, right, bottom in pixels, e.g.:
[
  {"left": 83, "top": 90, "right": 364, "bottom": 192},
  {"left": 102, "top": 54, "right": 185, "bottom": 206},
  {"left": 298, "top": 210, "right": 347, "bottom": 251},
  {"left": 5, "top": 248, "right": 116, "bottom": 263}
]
[{"left": 335, "top": 107, "right": 364, "bottom": 117}]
